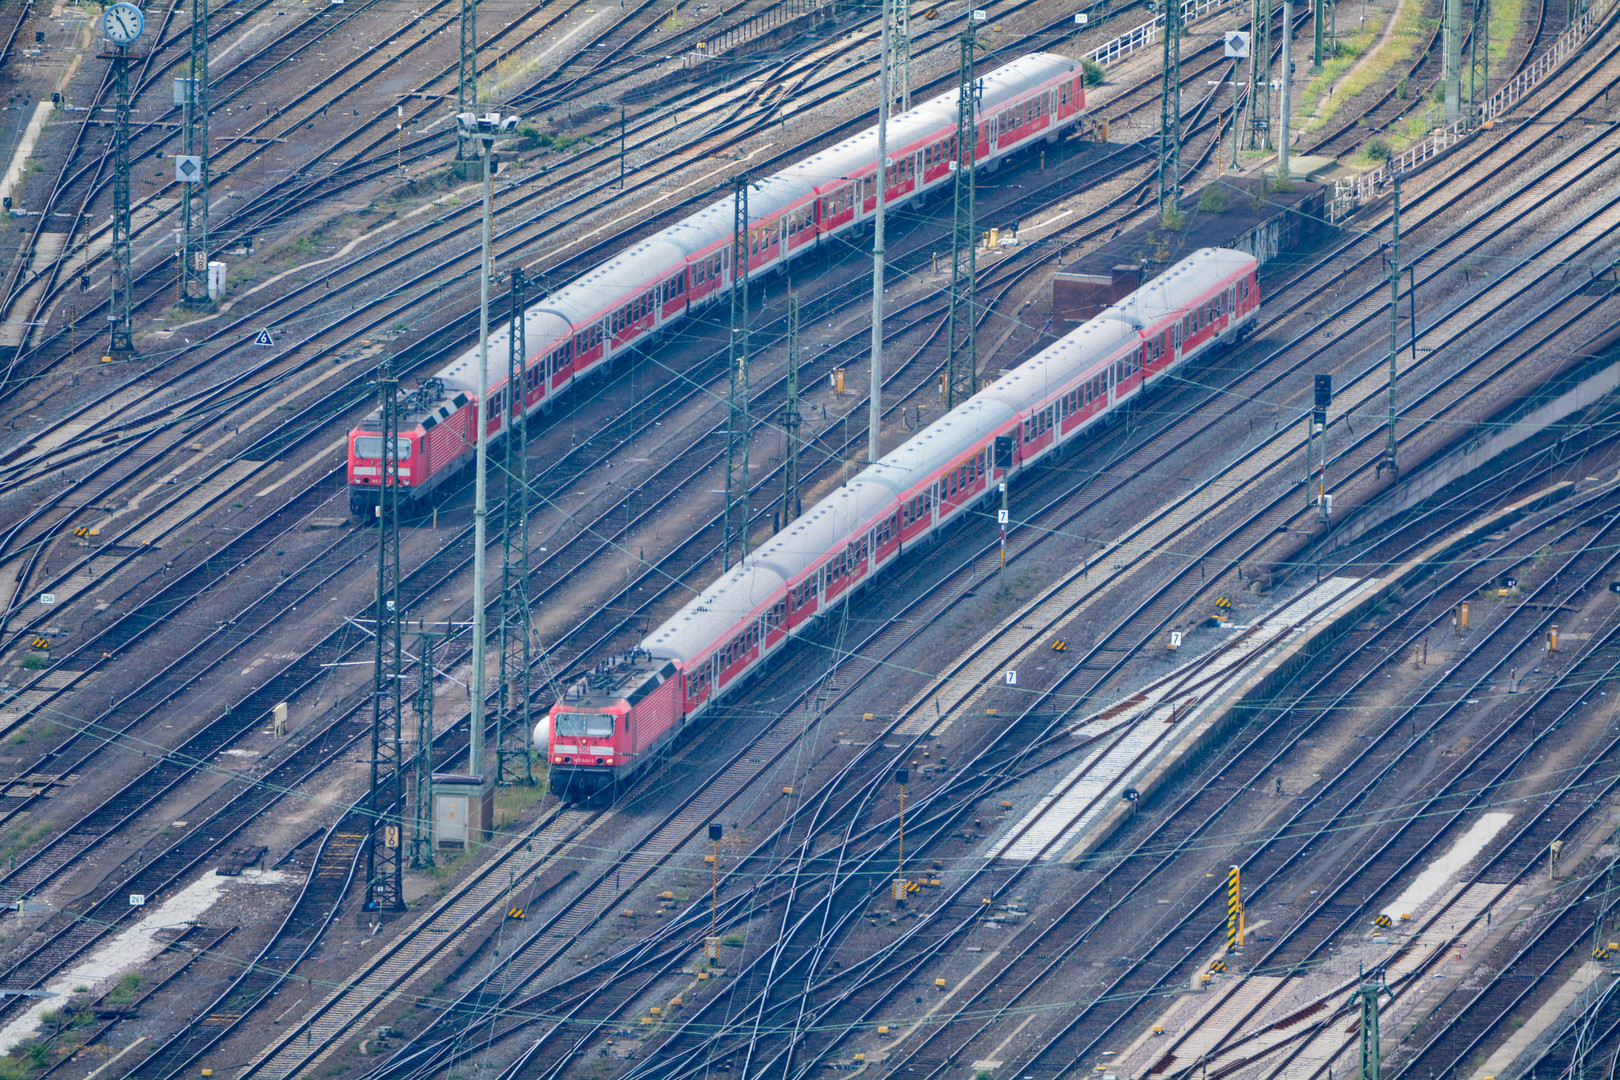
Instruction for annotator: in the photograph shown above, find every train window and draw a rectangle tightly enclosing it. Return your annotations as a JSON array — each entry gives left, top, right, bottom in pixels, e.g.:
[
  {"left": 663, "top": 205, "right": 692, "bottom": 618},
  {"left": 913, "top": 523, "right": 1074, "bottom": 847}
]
[{"left": 1061, "top": 82, "right": 1072, "bottom": 105}]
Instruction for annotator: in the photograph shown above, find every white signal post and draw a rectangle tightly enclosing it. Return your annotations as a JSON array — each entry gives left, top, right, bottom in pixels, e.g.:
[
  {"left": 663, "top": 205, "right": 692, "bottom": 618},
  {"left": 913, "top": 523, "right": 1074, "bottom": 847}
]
[
  {"left": 458, "top": 110, "right": 521, "bottom": 783},
  {"left": 998, "top": 479, "right": 1009, "bottom": 584},
  {"left": 1222, "top": 32, "right": 1249, "bottom": 169}
]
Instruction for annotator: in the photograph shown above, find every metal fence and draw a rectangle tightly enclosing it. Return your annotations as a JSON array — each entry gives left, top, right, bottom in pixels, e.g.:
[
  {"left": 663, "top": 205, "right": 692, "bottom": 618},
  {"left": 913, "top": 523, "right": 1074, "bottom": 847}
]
[
  {"left": 1330, "top": 0, "right": 1618, "bottom": 221},
  {"left": 1084, "top": 0, "right": 1234, "bottom": 69}
]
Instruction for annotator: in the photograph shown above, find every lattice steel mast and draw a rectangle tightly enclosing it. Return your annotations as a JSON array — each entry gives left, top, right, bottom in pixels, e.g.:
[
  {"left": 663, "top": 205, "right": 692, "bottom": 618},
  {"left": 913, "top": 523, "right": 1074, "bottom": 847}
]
[
  {"left": 891, "top": 0, "right": 912, "bottom": 112},
  {"left": 945, "top": 33, "right": 979, "bottom": 410},
  {"left": 497, "top": 268, "right": 533, "bottom": 786},
  {"left": 456, "top": 0, "right": 478, "bottom": 169},
  {"left": 1248, "top": 0, "right": 1273, "bottom": 147},
  {"left": 1467, "top": 0, "right": 1490, "bottom": 123},
  {"left": 366, "top": 363, "right": 406, "bottom": 913},
  {"left": 783, "top": 292, "right": 802, "bottom": 521},
  {"left": 109, "top": 46, "right": 135, "bottom": 358},
  {"left": 1381, "top": 173, "right": 1401, "bottom": 478},
  {"left": 722, "top": 177, "right": 751, "bottom": 570},
  {"left": 1158, "top": 0, "right": 1182, "bottom": 216},
  {"left": 409, "top": 630, "right": 438, "bottom": 869},
  {"left": 1357, "top": 976, "right": 1388, "bottom": 1080},
  {"left": 178, "top": 0, "right": 210, "bottom": 305}
]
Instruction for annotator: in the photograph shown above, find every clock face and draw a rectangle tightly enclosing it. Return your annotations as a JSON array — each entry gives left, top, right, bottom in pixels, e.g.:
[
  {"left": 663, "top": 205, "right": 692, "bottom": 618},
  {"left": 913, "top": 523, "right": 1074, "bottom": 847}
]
[{"left": 102, "top": 3, "right": 144, "bottom": 44}]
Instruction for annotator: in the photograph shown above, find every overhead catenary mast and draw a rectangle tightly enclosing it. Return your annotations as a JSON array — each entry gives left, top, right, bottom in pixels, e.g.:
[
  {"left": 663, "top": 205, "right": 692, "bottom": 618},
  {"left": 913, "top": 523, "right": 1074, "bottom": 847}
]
[{"left": 869, "top": 6, "right": 892, "bottom": 465}]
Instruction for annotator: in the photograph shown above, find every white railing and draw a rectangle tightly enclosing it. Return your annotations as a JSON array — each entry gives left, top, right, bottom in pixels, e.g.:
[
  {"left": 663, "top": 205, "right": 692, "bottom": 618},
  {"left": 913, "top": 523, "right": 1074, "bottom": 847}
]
[
  {"left": 1085, "top": 0, "right": 1234, "bottom": 70},
  {"left": 1331, "top": 0, "right": 1618, "bottom": 221}
]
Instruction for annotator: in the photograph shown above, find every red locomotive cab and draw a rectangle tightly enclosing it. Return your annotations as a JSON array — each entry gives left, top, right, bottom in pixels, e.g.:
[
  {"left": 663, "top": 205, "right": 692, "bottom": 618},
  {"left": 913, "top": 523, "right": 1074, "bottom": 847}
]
[
  {"left": 549, "top": 703, "right": 625, "bottom": 770},
  {"left": 347, "top": 429, "right": 415, "bottom": 518},
  {"left": 546, "top": 654, "right": 683, "bottom": 802}
]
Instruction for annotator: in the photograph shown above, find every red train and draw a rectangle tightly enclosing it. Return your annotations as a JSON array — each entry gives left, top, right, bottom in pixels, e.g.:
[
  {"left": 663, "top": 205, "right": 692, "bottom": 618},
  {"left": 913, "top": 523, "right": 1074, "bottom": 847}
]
[
  {"left": 543, "top": 247, "right": 1262, "bottom": 799},
  {"left": 346, "top": 52, "right": 1087, "bottom": 516}
]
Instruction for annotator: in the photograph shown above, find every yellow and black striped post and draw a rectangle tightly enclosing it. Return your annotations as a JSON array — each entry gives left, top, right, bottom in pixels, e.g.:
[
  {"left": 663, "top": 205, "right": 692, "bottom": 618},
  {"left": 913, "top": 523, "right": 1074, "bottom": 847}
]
[{"left": 1226, "top": 865, "right": 1243, "bottom": 950}]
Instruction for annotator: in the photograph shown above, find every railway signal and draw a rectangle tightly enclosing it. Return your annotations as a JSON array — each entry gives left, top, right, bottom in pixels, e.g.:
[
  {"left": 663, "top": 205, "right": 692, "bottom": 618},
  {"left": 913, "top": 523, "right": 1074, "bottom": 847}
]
[
  {"left": 1310, "top": 373, "right": 1331, "bottom": 520},
  {"left": 706, "top": 823, "right": 723, "bottom": 960}
]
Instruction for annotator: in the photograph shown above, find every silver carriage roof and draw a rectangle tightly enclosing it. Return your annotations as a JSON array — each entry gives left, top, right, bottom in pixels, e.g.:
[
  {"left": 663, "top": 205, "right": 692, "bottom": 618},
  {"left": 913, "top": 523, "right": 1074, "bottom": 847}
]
[
  {"left": 427, "top": 53, "right": 1081, "bottom": 404},
  {"left": 1100, "top": 248, "right": 1255, "bottom": 328}
]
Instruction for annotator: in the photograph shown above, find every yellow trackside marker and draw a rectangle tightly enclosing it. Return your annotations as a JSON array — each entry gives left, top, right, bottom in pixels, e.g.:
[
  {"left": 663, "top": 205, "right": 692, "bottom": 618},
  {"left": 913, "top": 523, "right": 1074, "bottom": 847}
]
[{"left": 1227, "top": 865, "right": 1244, "bottom": 949}]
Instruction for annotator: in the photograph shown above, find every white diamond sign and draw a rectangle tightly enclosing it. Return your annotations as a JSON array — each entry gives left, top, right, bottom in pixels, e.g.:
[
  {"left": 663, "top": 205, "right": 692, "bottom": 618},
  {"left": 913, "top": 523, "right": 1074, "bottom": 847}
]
[
  {"left": 175, "top": 155, "right": 202, "bottom": 183},
  {"left": 1224, "top": 31, "right": 1251, "bottom": 57}
]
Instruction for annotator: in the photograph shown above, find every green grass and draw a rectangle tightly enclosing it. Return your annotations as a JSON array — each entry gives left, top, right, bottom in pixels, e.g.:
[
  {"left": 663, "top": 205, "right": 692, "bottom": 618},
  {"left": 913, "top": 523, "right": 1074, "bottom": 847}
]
[
  {"left": 1490, "top": 0, "right": 1523, "bottom": 62},
  {"left": 0, "top": 822, "right": 52, "bottom": 865},
  {"left": 1298, "top": 0, "right": 1433, "bottom": 135},
  {"left": 494, "top": 776, "right": 547, "bottom": 828},
  {"left": 107, "top": 973, "right": 143, "bottom": 1005}
]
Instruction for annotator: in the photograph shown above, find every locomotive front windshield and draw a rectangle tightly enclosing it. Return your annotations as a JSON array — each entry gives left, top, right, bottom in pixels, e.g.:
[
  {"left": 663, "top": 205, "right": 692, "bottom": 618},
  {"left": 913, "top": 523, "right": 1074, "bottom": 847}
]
[
  {"left": 353, "top": 436, "right": 413, "bottom": 460},
  {"left": 554, "top": 711, "right": 615, "bottom": 738}
]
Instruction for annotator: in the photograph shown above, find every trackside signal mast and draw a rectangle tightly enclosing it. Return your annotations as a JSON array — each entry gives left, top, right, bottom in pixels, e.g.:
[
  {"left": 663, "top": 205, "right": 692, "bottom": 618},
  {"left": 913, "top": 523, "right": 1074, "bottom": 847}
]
[{"left": 706, "top": 822, "right": 723, "bottom": 960}]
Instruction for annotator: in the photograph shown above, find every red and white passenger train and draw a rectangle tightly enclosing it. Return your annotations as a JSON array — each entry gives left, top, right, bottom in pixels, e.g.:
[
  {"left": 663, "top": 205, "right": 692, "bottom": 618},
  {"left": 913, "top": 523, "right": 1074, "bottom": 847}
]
[
  {"left": 347, "top": 52, "right": 1087, "bottom": 515},
  {"left": 543, "top": 246, "right": 1262, "bottom": 799}
]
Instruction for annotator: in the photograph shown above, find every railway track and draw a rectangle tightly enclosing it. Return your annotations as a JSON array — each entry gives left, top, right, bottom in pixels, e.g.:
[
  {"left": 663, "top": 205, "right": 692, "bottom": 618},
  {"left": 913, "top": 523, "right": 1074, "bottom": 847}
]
[
  {"left": 252, "top": 29, "right": 1620, "bottom": 1075},
  {"left": 483, "top": 428, "right": 1620, "bottom": 1080},
  {"left": 0, "top": 0, "right": 1253, "bottom": 970},
  {"left": 385, "top": 31, "right": 1620, "bottom": 1075},
  {"left": 0, "top": 0, "right": 1581, "bottom": 1062}
]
